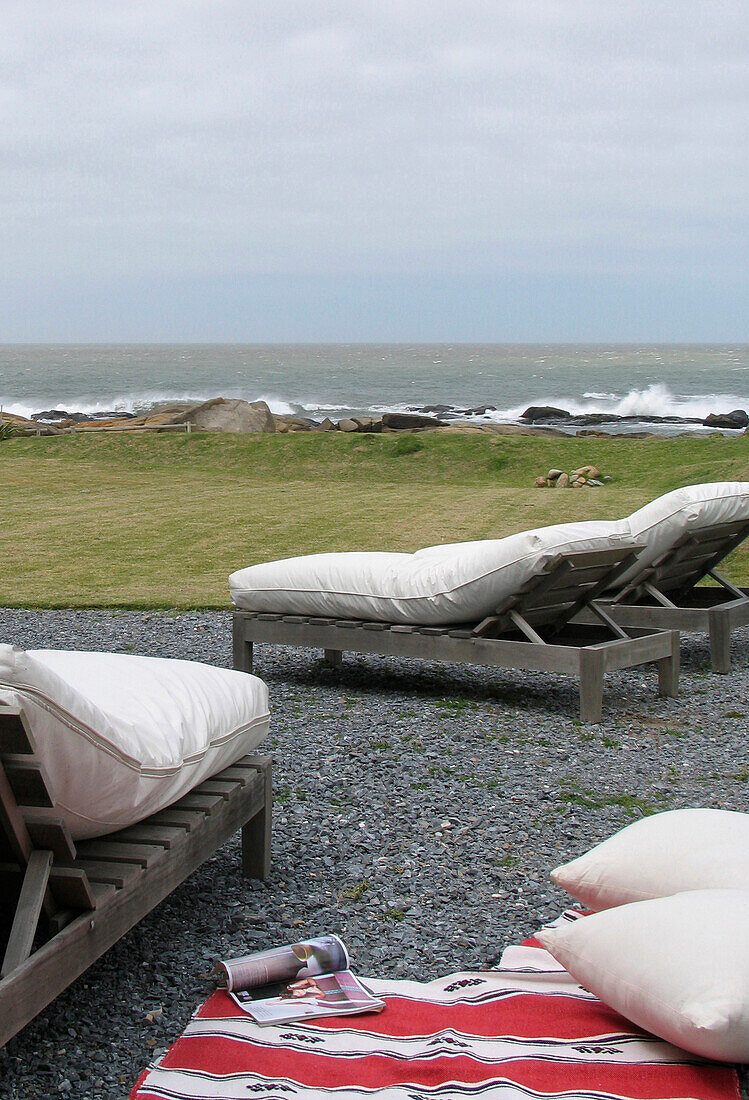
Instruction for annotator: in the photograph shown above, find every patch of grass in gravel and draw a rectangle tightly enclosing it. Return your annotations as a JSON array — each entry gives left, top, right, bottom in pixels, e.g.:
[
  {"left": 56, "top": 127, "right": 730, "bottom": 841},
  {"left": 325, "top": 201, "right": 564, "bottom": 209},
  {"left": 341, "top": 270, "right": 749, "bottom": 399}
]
[
  {"left": 384, "top": 907, "right": 405, "bottom": 922},
  {"left": 555, "top": 779, "right": 666, "bottom": 818},
  {"left": 339, "top": 880, "right": 369, "bottom": 902}
]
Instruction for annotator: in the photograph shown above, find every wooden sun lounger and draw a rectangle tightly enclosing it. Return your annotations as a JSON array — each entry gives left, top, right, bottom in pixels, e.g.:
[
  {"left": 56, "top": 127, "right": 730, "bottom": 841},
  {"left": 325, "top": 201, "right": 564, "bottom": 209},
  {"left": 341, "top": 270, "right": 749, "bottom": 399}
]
[
  {"left": 233, "top": 545, "right": 680, "bottom": 724},
  {"left": 577, "top": 518, "right": 749, "bottom": 674},
  {"left": 0, "top": 704, "right": 272, "bottom": 1047}
]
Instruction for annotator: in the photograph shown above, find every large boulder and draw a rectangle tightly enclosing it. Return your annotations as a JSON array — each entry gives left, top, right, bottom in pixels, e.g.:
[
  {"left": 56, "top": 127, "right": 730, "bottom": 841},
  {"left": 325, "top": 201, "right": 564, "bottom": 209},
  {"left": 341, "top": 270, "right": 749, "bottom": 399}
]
[
  {"left": 520, "top": 406, "right": 571, "bottom": 422},
  {"left": 273, "top": 415, "right": 317, "bottom": 433},
  {"left": 334, "top": 416, "right": 383, "bottom": 432},
  {"left": 351, "top": 416, "right": 383, "bottom": 433},
  {"left": 166, "top": 398, "right": 275, "bottom": 433},
  {"left": 1, "top": 411, "right": 37, "bottom": 428},
  {"left": 382, "top": 412, "right": 441, "bottom": 430},
  {"left": 703, "top": 409, "right": 748, "bottom": 430}
]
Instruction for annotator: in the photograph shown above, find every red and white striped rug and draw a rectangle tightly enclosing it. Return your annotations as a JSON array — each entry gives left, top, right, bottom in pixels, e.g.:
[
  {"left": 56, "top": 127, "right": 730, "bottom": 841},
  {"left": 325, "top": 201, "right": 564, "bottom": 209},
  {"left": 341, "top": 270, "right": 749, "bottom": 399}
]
[{"left": 130, "top": 913, "right": 740, "bottom": 1100}]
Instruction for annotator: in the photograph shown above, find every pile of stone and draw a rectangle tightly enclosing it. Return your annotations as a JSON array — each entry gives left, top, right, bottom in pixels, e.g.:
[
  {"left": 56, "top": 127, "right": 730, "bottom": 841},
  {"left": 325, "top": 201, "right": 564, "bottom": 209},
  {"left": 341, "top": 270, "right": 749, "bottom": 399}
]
[{"left": 534, "top": 465, "right": 610, "bottom": 488}]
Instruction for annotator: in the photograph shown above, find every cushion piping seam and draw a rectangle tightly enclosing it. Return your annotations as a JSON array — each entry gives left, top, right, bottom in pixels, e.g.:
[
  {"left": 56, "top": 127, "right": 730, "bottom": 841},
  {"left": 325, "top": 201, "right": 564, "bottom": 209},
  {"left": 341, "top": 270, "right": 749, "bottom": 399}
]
[{"left": 0, "top": 679, "right": 270, "bottom": 774}]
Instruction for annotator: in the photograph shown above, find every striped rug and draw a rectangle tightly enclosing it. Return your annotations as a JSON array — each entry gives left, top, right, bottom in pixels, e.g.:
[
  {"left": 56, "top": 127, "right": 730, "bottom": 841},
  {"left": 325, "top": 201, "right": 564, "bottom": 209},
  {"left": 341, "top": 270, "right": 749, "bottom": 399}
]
[{"left": 130, "top": 913, "right": 740, "bottom": 1100}]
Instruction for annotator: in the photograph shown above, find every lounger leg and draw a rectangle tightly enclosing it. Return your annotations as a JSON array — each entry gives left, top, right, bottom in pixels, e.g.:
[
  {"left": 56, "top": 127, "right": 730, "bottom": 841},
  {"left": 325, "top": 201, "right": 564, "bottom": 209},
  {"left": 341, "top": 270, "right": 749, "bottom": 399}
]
[
  {"left": 242, "top": 761, "right": 272, "bottom": 881},
  {"left": 232, "top": 617, "right": 254, "bottom": 673},
  {"left": 578, "top": 650, "right": 604, "bottom": 724},
  {"left": 657, "top": 631, "right": 680, "bottom": 697},
  {"left": 1, "top": 849, "right": 53, "bottom": 978},
  {"left": 323, "top": 649, "right": 343, "bottom": 668},
  {"left": 708, "top": 609, "right": 731, "bottom": 674}
]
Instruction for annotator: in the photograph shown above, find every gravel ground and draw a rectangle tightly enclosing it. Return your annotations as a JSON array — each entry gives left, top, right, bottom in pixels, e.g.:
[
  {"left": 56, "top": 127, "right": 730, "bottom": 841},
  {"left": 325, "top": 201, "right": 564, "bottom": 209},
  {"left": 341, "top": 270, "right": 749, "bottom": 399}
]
[{"left": 0, "top": 608, "right": 747, "bottom": 1099}]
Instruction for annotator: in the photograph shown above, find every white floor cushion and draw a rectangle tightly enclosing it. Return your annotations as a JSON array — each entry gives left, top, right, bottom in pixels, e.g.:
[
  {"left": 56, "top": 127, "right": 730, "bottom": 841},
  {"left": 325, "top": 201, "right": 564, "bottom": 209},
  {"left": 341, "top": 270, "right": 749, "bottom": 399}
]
[
  {"left": 0, "top": 646, "right": 270, "bottom": 839},
  {"left": 552, "top": 808, "right": 749, "bottom": 911},
  {"left": 230, "top": 520, "right": 630, "bottom": 625},
  {"left": 537, "top": 890, "right": 749, "bottom": 1062},
  {"left": 616, "top": 481, "right": 749, "bottom": 588}
]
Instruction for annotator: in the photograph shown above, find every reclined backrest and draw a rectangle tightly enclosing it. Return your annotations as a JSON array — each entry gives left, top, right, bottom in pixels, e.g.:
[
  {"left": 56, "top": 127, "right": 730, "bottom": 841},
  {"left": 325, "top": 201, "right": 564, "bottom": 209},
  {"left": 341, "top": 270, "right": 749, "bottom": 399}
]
[
  {"left": 0, "top": 646, "right": 269, "bottom": 839},
  {"left": 615, "top": 482, "right": 749, "bottom": 591},
  {"left": 230, "top": 519, "right": 632, "bottom": 626}
]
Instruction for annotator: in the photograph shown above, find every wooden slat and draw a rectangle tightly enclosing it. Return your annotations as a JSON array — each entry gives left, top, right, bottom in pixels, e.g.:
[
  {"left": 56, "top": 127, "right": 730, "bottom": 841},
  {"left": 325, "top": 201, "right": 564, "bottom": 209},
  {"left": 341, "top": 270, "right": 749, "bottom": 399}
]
[
  {"left": 174, "top": 792, "right": 225, "bottom": 815},
  {"left": 49, "top": 866, "right": 98, "bottom": 910},
  {"left": 521, "top": 600, "right": 576, "bottom": 622},
  {"left": 1, "top": 850, "right": 52, "bottom": 978},
  {"left": 210, "top": 767, "right": 250, "bottom": 787},
  {"left": 660, "top": 558, "right": 720, "bottom": 585},
  {"left": 74, "top": 841, "right": 165, "bottom": 868},
  {"left": 240, "top": 754, "right": 272, "bottom": 782},
  {"left": 565, "top": 563, "right": 624, "bottom": 585},
  {"left": 534, "top": 581, "right": 602, "bottom": 605},
  {"left": 563, "top": 546, "right": 640, "bottom": 570},
  {"left": 23, "top": 814, "right": 76, "bottom": 861},
  {"left": 148, "top": 808, "right": 206, "bottom": 832},
  {"left": 61, "top": 859, "right": 142, "bottom": 889},
  {"left": 0, "top": 762, "right": 34, "bottom": 865},
  {"left": 3, "top": 761, "right": 53, "bottom": 808},
  {"left": 0, "top": 708, "right": 34, "bottom": 755},
  {"left": 196, "top": 779, "right": 240, "bottom": 801},
  {"left": 47, "top": 880, "right": 115, "bottom": 933},
  {"left": 115, "top": 823, "right": 184, "bottom": 849}
]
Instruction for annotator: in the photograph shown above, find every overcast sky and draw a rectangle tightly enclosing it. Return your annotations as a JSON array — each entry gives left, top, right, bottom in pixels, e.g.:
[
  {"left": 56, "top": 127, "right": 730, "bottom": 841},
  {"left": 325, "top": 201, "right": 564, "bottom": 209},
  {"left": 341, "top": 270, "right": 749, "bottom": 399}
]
[{"left": 1, "top": 1, "right": 747, "bottom": 341}]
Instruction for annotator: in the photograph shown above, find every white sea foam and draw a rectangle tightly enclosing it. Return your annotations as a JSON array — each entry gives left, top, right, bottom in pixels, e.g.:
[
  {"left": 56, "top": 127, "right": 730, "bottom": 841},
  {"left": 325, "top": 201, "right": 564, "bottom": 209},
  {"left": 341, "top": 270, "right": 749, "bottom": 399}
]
[
  {"left": 2, "top": 382, "right": 745, "bottom": 430},
  {"left": 2, "top": 391, "right": 302, "bottom": 421},
  {"left": 482, "top": 383, "right": 744, "bottom": 424}
]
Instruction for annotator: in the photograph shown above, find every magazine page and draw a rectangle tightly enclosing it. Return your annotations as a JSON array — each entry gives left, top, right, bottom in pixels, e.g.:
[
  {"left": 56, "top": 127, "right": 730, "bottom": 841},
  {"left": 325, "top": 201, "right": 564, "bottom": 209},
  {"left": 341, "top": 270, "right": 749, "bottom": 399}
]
[
  {"left": 229, "top": 969, "right": 385, "bottom": 1026},
  {"left": 216, "top": 934, "right": 349, "bottom": 993}
]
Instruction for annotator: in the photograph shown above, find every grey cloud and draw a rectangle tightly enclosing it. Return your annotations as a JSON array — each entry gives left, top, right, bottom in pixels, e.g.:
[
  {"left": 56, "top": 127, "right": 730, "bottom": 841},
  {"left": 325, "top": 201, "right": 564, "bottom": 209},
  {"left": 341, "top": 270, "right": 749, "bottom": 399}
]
[{"left": 0, "top": 0, "right": 746, "bottom": 336}]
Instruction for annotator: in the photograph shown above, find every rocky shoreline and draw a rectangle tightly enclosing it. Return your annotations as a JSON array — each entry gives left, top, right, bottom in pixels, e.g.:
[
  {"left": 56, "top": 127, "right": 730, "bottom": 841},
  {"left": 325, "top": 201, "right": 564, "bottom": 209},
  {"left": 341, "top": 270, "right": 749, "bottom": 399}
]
[{"left": 2, "top": 397, "right": 747, "bottom": 438}]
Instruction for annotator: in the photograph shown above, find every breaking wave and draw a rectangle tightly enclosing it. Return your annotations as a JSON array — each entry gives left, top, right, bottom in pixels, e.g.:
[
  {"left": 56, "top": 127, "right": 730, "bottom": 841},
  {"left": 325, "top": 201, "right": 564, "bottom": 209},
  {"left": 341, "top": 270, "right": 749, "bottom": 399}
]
[
  {"left": 2, "top": 382, "right": 745, "bottom": 430},
  {"left": 482, "top": 384, "right": 744, "bottom": 424}
]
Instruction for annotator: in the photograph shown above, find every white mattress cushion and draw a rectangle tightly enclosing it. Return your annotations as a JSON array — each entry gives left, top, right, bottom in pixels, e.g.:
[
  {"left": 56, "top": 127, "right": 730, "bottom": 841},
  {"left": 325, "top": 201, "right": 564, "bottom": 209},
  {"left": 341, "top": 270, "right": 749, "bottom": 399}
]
[
  {"left": 230, "top": 520, "right": 631, "bottom": 625},
  {"left": 537, "top": 890, "right": 749, "bottom": 1062},
  {"left": 0, "top": 646, "right": 270, "bottom": 839},
  {"left": 617, "top": 481, "right": 749, "bottom": 588},
  {"left": 551, "top": 808, "right": 749, "bottom": 911}
]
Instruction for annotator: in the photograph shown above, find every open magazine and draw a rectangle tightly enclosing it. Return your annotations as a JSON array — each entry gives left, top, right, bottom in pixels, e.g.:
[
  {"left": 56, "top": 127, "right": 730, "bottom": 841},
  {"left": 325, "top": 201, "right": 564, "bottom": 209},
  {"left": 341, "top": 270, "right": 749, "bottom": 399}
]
[{"left": 214, "top": 934, "right": 385, "bottom": 1026}]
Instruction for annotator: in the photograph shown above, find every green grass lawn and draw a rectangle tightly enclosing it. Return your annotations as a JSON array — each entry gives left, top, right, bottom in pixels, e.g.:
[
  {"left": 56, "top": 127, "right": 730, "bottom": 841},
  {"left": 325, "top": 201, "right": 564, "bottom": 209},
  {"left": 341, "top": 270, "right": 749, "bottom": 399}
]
[{"left": 2, "top": 429, "right": 748, "bottom": 607}]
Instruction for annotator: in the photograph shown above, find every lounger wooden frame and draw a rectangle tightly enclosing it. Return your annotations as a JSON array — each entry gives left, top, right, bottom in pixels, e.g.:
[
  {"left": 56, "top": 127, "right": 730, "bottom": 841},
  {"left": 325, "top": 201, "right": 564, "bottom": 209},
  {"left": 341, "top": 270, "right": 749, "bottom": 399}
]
[
  {"left": 0, "top": 704, "right": 272, "bottom": 1047},
  {"left": 233, "top": 545, "right": 680, "bottom": 724},
  {"left": 579, "top": 518, "right": 749, "bottom": 674}
]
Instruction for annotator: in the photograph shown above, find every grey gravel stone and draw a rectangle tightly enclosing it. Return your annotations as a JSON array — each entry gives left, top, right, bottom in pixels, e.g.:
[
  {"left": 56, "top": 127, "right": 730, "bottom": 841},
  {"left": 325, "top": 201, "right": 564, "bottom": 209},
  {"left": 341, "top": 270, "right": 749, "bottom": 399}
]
[{"left": 0, "top": 608, "right": 747, "bottom": 1098}]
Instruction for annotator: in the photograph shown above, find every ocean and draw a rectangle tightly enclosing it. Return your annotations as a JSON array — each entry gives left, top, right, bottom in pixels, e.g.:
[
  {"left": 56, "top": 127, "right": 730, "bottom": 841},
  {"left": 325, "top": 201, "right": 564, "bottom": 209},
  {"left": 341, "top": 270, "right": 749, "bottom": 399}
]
[{"left": 1, "top": 343, "right": 748, "bottom": 434}]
